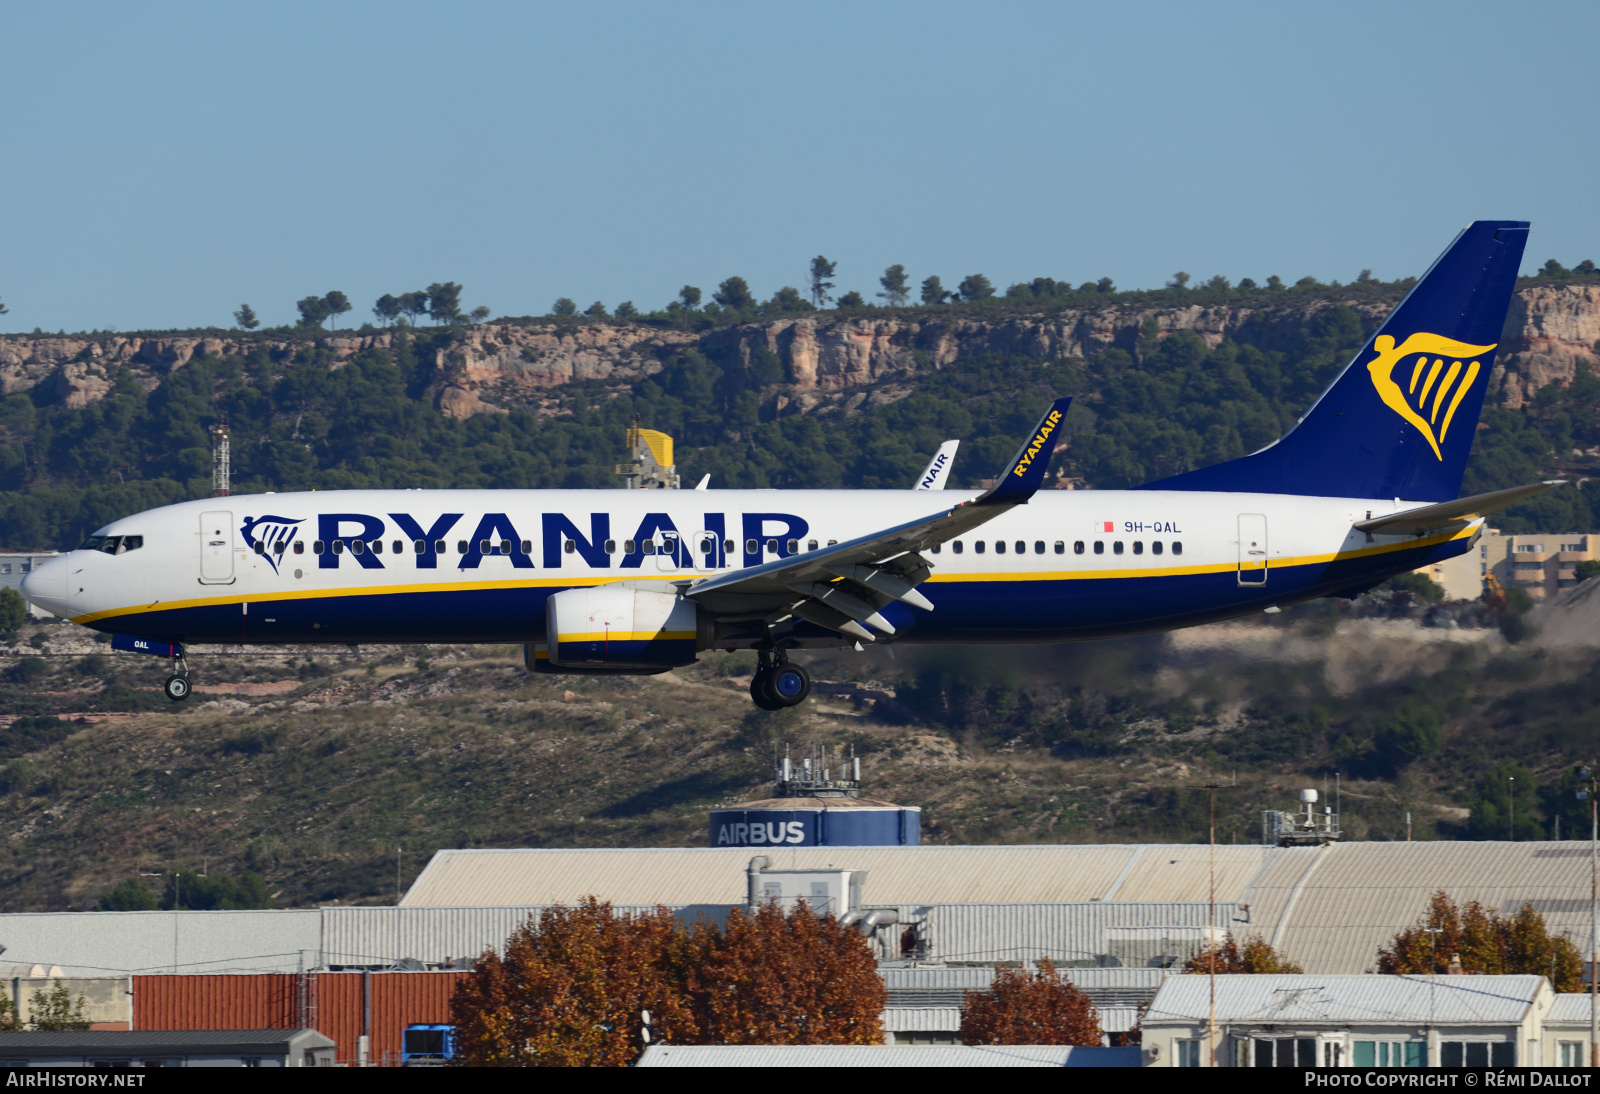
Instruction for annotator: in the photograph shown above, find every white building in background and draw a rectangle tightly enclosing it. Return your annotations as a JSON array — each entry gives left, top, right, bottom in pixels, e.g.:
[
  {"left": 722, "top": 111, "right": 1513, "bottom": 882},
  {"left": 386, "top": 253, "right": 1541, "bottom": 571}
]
[
  {"left": 1142, "top": 974, "right": 1551, "bottom": 1068},
  {"left": 0, "top": 553, "right": 60, "bottom": 617}
]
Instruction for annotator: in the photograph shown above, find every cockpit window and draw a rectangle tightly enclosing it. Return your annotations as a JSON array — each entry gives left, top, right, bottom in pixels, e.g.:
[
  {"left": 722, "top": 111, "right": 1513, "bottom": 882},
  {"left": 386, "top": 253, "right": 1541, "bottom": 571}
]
[{"left": 78, "top": 535, "right": 142, "bottom": 555}]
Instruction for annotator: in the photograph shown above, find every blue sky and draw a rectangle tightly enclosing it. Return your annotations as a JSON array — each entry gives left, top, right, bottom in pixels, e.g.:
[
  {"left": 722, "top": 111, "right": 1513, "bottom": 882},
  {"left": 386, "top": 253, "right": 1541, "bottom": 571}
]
[{"left": 2, "top": 0, "right": 1595, "bottom": 332}]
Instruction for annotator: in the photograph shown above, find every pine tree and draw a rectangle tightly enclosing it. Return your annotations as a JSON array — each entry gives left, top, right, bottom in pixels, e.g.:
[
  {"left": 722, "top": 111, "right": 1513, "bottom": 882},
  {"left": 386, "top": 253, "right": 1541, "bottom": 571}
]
[
  {"left": 809, "top": 256, "right": 837, "bottom": 307},
  {"left": 323, "top": 291, "right": 351, "bottom": 329},
  {"left": 878, "top": 265, "right": 910, "bottom": 306},
  {"left": 233, "top": 304, "right": 259, "bottom": 330}
]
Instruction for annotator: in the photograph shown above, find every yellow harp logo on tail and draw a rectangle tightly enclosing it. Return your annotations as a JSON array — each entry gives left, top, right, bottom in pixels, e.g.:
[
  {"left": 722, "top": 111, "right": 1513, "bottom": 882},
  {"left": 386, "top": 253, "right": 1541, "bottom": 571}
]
[{"left": 1366, "top": 333, "right": 1496, "bottom": 460}]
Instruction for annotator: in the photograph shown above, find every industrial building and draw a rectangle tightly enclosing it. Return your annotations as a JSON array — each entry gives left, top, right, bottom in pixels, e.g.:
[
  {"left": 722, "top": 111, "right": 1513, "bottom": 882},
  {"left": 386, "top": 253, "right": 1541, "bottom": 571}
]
[
  {"left": 398, "top": 840, "right": 1597, "bottom": 976},
  {"left": 1141, "top": 974, "right": 1560, "bottom": 1068},
  {"left": 0, "top": 1029, "right": 336, "bottom": 1068}
]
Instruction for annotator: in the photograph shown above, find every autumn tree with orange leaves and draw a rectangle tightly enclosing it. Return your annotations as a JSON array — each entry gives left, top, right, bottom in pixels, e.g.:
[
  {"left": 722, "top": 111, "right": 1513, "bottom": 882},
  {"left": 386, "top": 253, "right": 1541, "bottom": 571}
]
[
  {"left": 1377, "top": 890, "right": 1583, "bottom": 991},
  {"left": 1183, "top": 933, "right": 1303, "bottom": 974},
  {"left": 448, "top": 899, "right": 694, "bottom": 1067},
  {"left": 959, "top": 960, "right": 1103, "bottom": 1046},
  {"left": 450, "top": 896, "right": 885, "bottom": 1066}
]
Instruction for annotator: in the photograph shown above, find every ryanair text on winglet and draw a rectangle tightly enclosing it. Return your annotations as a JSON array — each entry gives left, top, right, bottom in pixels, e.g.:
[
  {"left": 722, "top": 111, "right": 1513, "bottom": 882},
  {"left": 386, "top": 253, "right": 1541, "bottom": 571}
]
[{"left": 1011, "top": 409, "right": 1063, "bottom": 478}]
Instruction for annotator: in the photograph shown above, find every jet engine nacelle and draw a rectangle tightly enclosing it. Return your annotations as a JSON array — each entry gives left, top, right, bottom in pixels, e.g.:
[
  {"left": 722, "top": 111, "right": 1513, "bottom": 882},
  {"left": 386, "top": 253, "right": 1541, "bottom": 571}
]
[{"left": 544, "top": 583, "right": 707, "bottom": 671}]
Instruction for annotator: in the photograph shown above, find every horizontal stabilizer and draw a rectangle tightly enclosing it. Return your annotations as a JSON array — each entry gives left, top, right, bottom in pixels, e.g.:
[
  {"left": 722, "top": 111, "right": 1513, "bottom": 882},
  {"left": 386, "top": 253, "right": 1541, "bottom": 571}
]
[{"left": 1354, "top": 481, "right": 1565, "bottom": 537}]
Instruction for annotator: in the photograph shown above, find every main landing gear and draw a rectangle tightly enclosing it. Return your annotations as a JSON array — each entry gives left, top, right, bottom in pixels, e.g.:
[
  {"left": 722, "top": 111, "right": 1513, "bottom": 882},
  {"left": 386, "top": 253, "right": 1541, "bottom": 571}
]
[
  {"left": 750, "top": 650, "right": 810, "bottom": 711},
  {"left": 164, "top": 655, "right": 191, "bottom": 702}
]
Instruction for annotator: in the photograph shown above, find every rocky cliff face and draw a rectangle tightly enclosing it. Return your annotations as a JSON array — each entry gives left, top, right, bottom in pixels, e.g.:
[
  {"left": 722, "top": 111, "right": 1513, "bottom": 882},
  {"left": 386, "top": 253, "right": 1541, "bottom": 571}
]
[{"left": 1, "top": 284, "right": 1594, "bottom": 418}]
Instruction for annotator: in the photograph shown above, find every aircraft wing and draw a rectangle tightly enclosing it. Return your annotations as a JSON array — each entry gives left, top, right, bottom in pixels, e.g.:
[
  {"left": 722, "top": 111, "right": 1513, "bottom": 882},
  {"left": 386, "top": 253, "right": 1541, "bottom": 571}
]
[
  {"left": 1353, "top": 480, "right": 1565, "bottom": 538},
  {"left": 912, "top": 440, "right": 960, "bottom": 489},
  {"left": 685, "top": 399, "right": 1070, "bottom": 642}
]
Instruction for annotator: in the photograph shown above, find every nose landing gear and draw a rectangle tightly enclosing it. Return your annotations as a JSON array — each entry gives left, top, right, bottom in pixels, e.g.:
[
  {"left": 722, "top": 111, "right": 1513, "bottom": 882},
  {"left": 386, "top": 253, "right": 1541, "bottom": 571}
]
[
  {"left": 164, "top": 655, "right": 191, "bottom": 702},
  {"left": 750, "top": 650, "right": 810, "bottom": 711}
]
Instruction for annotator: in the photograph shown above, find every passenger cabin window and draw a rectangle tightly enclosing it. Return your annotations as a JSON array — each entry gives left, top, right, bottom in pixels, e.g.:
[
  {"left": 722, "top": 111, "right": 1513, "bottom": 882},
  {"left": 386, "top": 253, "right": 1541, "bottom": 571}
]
[
  {"left": 1152, "top": 541, "right": 1163, "bottom": 555},
  {"left": 994, "top": 541, "right": 1005, "bottom": 554},
  {"left": 371, "top": 540, "right": 383, "bottom": 554},
  {"left": 974, "top": 541, "right": 986, "bottom": 554},
  {"left": 457, "top": 541, "right": 467, "bottom": 554},
  {"left": 605, "top": 539, "right": 617, "bottom": 554},
  {"left": 953, "top": 541, "right": 964, "bottom": 554},
  {"left": 807, "top": 540, "right": 818, "bottom": 552},
  {"left": 1132, "top": 541, "right": 1143, "bottom": 555},
  {"left": 294, "top": 541, "right": 305, "bottom": 554},
  {"left": 787, "top": 539, "right": 799, "bottom": 553},
  {"left": 333, "top": 541, "right": 345, "bottom": 555},
  {"left": 1016, "top": 541, "right": 1026, "bottom": 554},
  {"left": 931, "top": 544, "right": 941, "bottom": 554},
  {"left": 1093, "top": 541, "right": 1104, "bottom": 555},
  {"left": 1113, "top": 541, "right": 1124, "bottom": 555},
  {"left": 564, "top": 540, "right": 576, "bottom": 554},
  {"left": 521, "top": 540, "right": 532, "bottom": 554},
  {"left": 1073, "top": 541, "right": 1084, "bottom": 554},
  {"left": 1173, "top": 542, "right": 1183, "bottom": 555},
  {"left": 724, "top": 539, "right": 736, "bottom": 553},
  {"left": 642, "top": 540, "right": 656, "bottom": 555},
  {"left": 745, "top": 538, "right": 758, "bottom": 555},
  {"left": 254, "top": 541, "right": 266, "bottom": 554},
  {"left": 478, "top": 540, "right": 491, "bottom": 553},
  {"left": 1035, "top": 541, "right": 1045, "bottom": 554},
  {"left": 766, "top": 539, "right": 778, "bottom": 554},
  {"left": 393, "top": 540, "right": 403, "bottom": 554},
  {"left": 827, "top": 539, "right": 838, "bottom": 546}
]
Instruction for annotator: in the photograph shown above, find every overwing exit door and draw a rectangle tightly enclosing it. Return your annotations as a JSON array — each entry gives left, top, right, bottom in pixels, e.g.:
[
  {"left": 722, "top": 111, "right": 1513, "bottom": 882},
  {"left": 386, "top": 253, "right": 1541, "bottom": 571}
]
[
  {"left": 1237, "top": 513, "right": 1267, "bottom": 586},
  {"left": 200, "top": 511, "right": 235, "bottom": 584}
]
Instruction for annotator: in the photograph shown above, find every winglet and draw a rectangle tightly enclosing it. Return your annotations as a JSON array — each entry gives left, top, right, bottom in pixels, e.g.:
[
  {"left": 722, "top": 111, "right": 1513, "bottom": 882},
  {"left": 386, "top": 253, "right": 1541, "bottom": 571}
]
[
  {"left": 977, "top": 397, "right": 1072, "bottom": 505},
  {"left": 913, "top": 440, "right": 961, "bottom": 490}
]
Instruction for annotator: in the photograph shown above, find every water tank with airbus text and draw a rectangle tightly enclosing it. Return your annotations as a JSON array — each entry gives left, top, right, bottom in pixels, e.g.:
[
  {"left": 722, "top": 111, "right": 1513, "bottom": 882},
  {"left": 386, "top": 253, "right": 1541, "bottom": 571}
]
[{"left": 708, "top": 746, "right": 920, "bottom": 848}]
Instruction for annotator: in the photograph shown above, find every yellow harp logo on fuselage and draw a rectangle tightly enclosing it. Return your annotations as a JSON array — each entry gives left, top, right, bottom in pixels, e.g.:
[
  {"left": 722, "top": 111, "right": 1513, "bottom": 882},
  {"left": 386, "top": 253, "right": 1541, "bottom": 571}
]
[{"left": 1366, "top": 332, "right": 1496, "bottom": 460}]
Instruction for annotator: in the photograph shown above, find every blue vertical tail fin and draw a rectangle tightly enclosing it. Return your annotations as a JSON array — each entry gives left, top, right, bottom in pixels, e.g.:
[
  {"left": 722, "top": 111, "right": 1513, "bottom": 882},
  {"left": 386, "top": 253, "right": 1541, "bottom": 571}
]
[{"left": 1142, "top": 220, "right": 1528, "bottom": 501}]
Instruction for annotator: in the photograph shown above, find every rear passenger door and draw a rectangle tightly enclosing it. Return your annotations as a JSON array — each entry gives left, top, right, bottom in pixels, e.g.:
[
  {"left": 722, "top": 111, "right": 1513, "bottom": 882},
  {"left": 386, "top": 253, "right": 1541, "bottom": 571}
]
[{"left": 1237, "top": 514, "right": 1267, "bottom": 586}]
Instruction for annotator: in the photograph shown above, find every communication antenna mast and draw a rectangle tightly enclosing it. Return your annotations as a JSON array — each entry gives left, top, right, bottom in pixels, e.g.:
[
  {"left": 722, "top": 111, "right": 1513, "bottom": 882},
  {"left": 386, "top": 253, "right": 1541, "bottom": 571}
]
[{"left": 210, "top": 421, "right": 231, "bottom": 498}]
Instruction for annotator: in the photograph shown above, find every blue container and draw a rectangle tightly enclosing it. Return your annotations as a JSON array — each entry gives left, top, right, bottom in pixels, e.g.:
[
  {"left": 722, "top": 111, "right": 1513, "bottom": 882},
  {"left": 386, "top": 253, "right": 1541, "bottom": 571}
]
[{"left": 709, "top": 798, "right": 919, "bottom": 848}]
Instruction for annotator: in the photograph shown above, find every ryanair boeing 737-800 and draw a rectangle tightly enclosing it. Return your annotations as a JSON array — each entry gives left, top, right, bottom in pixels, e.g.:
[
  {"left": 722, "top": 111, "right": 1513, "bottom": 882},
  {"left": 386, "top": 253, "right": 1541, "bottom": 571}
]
[{"left": 20, "top": 221, "right": 1552, "bottom": 708}]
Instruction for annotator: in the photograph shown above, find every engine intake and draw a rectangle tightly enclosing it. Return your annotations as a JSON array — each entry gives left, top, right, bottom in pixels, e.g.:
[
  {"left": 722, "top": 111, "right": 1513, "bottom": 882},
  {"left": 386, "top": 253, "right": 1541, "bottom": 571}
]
[{"left": 545, "top": 583, "right": 705, "bottom": 670}]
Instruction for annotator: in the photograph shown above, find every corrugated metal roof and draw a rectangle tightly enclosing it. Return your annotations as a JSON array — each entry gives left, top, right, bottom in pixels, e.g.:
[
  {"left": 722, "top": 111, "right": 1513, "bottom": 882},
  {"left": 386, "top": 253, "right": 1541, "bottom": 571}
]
[
  {"left": 402, "top": 845, "right": 1150, "bottom": 906},
  {"left": 1259, "top": 843, "right": 1596, "bottom": 974},
  {"left": 1545, "top": 994, "right": 1600, "bottom": 1025},
  {"left": 321, "top": 905, "right": 735, "bottom": 967},
  {"left": 1147, "top": 975, "right": 1545, "bottom": 1025},
  {"left": 0, "top": 1029, "right": 330, "bottom": 1050},
  {"left": 881, "top": 965, "right": 1166, "bottom": 1029},
  {"left": 923, "top": 902, "right": 1234, "bottom": 966},
  {"left": 881, "top": 967, "right": 1169, "bottom": 991},
  {"left": 0, "top": 911, "right": 320, "bottom": 975},
  {"left": 881, "top": 1007, "right": 961, "bottom": 1032},
  {"left": 636, "top": 1045, "right": 1142, "bottom": 1067}
]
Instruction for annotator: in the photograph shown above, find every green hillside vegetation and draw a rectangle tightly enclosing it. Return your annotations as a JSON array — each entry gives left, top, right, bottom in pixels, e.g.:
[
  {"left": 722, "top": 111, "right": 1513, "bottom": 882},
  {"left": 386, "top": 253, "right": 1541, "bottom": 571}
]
[
  {"left": 4, "top": 275, "right": 1600, "bottom": 550},
  {"left": 0, "top": 603, "right": 1592, "bottom": 910}
]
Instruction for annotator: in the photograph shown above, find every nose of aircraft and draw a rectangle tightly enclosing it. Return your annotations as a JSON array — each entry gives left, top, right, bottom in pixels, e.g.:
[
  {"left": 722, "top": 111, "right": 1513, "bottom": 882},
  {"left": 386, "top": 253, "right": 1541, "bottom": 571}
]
[{"left": 19, "top": 555, "right": 70, "bottom": 619}]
